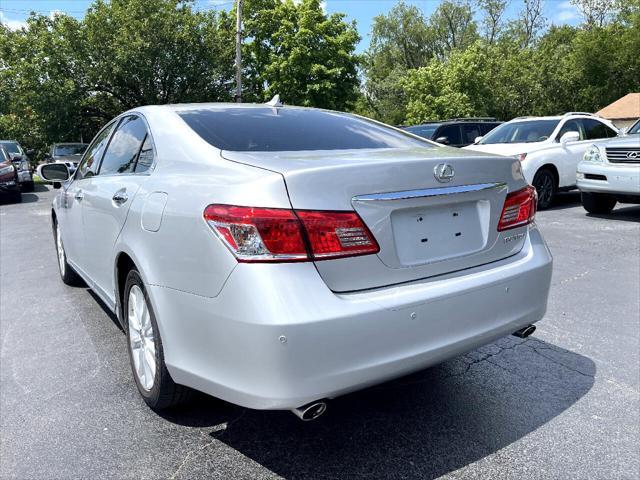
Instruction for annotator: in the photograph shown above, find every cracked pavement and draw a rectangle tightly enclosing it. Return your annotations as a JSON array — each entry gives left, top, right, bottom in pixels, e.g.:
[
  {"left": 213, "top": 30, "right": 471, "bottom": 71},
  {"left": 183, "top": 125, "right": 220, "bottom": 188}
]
[{"left": 1, "top": 188, "right": 638, "bottom": 479}]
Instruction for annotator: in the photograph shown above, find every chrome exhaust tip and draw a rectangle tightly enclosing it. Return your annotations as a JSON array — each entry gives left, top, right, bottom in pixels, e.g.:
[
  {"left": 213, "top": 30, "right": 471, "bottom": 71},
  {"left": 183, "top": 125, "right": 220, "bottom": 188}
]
[
  {"left": 513, "top": 324, "right": 536, "bottom": 338},
  {"left": 291, "top": 400, "right": 328, "bottom": 421}
]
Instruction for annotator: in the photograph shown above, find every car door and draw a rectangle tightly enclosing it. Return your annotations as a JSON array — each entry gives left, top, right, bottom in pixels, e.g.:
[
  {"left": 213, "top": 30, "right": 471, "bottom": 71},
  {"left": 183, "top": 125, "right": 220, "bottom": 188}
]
[
  {"left": 554, "top": 119, "right": 586, "bottom": 187},
  {"left": 59, "top": 122, "right": 117, "bottom": 273},
  {"left": 81, "top": 114, "right": 155, "bottom": 305}
]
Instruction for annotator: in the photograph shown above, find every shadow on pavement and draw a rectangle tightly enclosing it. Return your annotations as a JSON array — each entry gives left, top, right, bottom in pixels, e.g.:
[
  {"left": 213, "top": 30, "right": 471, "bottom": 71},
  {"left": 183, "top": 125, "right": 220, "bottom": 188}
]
[
  {"left": 159, "top": 337, "right": 595, "bottom": 480},
  {"left": 587, "top": 205, "right": 640, "bottom": 223},
  {"left": 546, "top": 191, "right": 581, "bottom": 211}
]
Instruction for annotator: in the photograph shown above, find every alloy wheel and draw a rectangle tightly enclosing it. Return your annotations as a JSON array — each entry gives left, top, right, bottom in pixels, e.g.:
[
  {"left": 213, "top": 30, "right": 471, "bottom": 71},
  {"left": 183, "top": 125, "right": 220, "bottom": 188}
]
[
  {"left": 128, "top": 285, "right": 156, "bottom": 391},
  {"left": 56, "top": 224, "right": 66, "bottom": 277}
]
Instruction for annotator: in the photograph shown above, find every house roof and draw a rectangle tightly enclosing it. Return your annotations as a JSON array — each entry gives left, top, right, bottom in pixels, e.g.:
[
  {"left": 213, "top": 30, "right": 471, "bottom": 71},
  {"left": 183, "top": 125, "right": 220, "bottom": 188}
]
[{"left": 596, "top": 93, "right": 640, "bottom": 120}]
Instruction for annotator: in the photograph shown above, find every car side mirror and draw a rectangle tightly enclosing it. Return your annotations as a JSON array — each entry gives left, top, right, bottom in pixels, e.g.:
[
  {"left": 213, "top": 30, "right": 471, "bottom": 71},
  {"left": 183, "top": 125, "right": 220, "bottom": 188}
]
[
  {"left": 37, "top": 163, "right": 70, "bottom": 186},
  {"left": 560, "top": 131, "right": 580, "bottom": 144},
  {"left": 474, "top": 136, "right": 483, "bottom": 144},
  {"left": 435, "top": 136, "right": 449, "bottom": 145},
  {"left": 25, "top": 149, "right": 35, "bottom": 157}
]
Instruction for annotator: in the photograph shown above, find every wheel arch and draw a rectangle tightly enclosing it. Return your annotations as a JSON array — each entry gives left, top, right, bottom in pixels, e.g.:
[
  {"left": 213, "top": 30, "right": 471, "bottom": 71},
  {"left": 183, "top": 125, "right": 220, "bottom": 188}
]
[{"left": 536, "top": 163, "right": 559, "bottom": 185}]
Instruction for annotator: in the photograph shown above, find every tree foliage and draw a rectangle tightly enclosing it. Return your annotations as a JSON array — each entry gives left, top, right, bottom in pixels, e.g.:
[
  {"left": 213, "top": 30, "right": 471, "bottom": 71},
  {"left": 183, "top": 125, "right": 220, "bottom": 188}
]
[
  {"left": 0, "top": 0, "right": 360, "bottom": 156},
  {"left": 364, "top": 0, "right": 640, "bottom": 125}
]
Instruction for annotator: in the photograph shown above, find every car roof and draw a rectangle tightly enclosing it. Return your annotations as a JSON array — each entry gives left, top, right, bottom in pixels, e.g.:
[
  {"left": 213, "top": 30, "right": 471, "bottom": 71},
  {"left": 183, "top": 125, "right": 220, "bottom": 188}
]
[{"left": 53, "top": 142, "right": 88, "bottom": 146}]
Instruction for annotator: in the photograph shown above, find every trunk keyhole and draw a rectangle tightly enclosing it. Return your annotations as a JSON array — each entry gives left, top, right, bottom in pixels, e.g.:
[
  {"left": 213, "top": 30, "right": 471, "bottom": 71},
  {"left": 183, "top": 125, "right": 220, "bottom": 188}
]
[
  {"left": 455, "top": 232, "right": 461, "bottom": 237},
  {"left": 421, "top": 238, "right": 428, "bottom": 243}
]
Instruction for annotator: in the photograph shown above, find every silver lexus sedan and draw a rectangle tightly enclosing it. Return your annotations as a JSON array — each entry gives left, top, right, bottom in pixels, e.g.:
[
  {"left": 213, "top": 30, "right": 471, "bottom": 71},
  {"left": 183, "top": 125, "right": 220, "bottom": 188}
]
[{"left": 38, "top": 103, "right": 552, "bottom": 420}]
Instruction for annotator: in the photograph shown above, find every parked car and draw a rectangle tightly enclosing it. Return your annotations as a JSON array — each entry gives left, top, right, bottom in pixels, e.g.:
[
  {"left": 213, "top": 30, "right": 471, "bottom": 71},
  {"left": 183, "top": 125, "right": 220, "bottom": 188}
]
[
  {"left": 0, "top": 140, "right": 35, "bottom": 192},
  {"left": 0, "top": 146, "right": 21, "bottom": 203},
  {"left": 45, "top": 143, "right": 88, "bottom": 174},
  {"left": 577, "top": 117, "right": 640, "bottom": 214},
  {"left": 401, "top": 118, "right": 502, "bottom": 147},
  {"left": 37, "top": 104, "right": 552, "bottom": 419},
  {"left": 463, "top": 113, "right": 618, "bottom": 209}
]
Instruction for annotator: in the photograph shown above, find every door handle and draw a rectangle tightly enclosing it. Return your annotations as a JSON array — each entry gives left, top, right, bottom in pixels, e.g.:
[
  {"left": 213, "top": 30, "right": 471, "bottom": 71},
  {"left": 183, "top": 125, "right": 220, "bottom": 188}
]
[
  {"left": 74, "top": 190, "right": 84, "bottom": 201},
  {"left": 112, "top": 191, "right": 129, "bottom": 205}
]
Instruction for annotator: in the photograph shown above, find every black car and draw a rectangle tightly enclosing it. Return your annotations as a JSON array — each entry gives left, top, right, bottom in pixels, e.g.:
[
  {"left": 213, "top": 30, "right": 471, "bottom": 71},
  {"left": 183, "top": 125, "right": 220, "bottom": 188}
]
[
  {"left": 0, "top": 145, "right": 21, "bottom": 203},
  {"left": 401, "top": 118, "right": 502, "bottom": 147}
]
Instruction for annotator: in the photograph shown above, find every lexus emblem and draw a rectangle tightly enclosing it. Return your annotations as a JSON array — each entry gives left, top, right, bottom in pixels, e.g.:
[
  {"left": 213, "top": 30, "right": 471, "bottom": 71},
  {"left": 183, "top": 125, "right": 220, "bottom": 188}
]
[
  {"left": 434, "top": 163, "right": 455, "bottom": 183},
  {"left": 627, "top": 151, "right": 638, "bottom": 159}
]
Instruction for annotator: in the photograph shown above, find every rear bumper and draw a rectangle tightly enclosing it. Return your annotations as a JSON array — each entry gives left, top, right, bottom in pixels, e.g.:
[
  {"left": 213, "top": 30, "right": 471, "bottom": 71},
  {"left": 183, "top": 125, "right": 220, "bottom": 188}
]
[
  {"left": 151, "top": 227, "right": 552, "bottom": 410},
  {"left": 17, "top": 170, "right": 32, "bottom": 184},
  {"left": 577, "top": 161, "right": 640, "bottom": 195}
]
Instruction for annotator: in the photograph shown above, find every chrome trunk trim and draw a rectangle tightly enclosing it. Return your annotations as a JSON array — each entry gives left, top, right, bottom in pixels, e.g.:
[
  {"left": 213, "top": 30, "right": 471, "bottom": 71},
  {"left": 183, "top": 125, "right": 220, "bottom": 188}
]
[{"left": 352, "top": 182, "right": 507, "bottom": 202}]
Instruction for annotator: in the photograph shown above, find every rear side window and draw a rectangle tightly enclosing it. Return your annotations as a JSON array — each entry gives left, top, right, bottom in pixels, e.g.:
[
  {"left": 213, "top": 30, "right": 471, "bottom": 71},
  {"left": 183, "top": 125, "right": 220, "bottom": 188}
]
[
  {"left": 76, "top": 122, "right": 117, "bottom": 180},
  {"left": 99, "top": 115, "right": 149, "bottom": 175},
  {"left": 583, "top": 119, "right": 617, "bottom": 140},
  {"left": 436, "top": 125, "right": 462, "bottom": 145},
  {"left": 178, "top": 108, "right": 431, "bottom": 152}
]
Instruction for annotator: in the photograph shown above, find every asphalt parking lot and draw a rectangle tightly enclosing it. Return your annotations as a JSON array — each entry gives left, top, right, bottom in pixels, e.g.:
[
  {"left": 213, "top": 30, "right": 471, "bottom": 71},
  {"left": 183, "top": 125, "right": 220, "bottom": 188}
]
[{"left": 1, "top": 186, "right": 638, "bottom": 480}]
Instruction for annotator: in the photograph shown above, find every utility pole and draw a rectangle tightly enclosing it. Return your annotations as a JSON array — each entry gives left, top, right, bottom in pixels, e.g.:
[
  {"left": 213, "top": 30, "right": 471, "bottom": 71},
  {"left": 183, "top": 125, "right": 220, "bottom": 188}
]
[{"left": 235, "top": 0, "right": 243, "bottom": 103}]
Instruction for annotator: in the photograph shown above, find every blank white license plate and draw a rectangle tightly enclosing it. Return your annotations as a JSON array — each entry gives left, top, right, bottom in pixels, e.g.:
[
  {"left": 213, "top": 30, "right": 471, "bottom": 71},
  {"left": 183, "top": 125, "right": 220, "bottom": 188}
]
[{"left": 391, "top": 200, "right": 488, "bottom": 266}]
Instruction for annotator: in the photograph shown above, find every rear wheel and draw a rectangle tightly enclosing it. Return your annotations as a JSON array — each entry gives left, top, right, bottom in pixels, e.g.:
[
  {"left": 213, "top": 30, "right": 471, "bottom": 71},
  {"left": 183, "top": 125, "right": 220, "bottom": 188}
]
[
  {"left": 124, "top": 269, "right": 191, "bottom": 409},
  {"left": 54, "top": 221, "right": 83, "bottom": 285},
  {"left": 10, "top": 191, "right": 22, "bottom": 203},
  {"left": 581, "top": 192, "right": 616, "bottom": 214},
  {"left": 21, "top": 181, "right": 34, "bottom": 192},
  {"left": 532, "top": 168, "right": 557, "bottom": 210}
]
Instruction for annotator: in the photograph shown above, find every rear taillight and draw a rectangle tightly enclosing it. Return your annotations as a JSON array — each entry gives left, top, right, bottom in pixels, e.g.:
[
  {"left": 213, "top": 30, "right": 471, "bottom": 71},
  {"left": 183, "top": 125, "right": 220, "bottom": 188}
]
[
  {"left": 203, "top": 205, "right": 379, "bottom": 263},
  {"left": 498, "top": 186, "right": 537, "bottom": 231}
]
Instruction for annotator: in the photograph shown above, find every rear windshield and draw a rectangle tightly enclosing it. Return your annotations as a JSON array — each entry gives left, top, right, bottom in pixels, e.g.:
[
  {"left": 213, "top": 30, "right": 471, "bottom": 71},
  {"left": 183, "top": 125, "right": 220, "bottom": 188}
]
[
  {"left": 479, "top": 120, "right": 560, "bottom": 144},
  {"left": 178, "top": 108, "right": 432, "bottom": 152},
  {"left": 403, "top": 124, "right": 438, "bottom": 139}
]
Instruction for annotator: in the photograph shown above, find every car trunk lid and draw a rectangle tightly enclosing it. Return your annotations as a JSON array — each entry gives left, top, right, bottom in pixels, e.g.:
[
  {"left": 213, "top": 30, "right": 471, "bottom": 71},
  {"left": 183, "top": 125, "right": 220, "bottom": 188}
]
[{"left": 222, "top": 147, "right": 529, "bottom": 292}]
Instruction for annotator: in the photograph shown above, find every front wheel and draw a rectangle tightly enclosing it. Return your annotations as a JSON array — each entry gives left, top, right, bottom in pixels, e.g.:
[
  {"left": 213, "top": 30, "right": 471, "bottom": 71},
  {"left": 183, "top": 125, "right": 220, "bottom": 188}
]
[
  {"left": 124, "top": 269, "right": 191, "bottom": 409},
  {"left": 532, "top": 168, "right": 557, "bottom": 210},
  {"left": 581, "top": 192, "right": 616, "bottom": 214},
  {"left": 21, "top": 181, "right": 35, "bottom": 192}
]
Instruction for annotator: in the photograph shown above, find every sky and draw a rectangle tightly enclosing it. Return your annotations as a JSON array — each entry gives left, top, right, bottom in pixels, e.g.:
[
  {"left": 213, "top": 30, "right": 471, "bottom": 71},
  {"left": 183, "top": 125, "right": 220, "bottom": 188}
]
[{"left": 0, "top": 0, "right": 583, "bottom": 52}]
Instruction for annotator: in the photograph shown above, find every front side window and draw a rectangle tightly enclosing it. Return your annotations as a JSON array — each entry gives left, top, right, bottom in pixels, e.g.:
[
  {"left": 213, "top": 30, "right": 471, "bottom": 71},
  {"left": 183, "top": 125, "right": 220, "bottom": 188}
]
[
  {"left": 628, "top": 119, "right": 640, "bottom": 135},
  {"left": 462, "top": 124, "right": 482, "bottom": 144},
  {"left": 479, "top": 120, "right": 560, "bottom": 144},
  {"left": 99, "top": 115, "right": 149, "bottom": 175},
  {"left": 556, "top": 119, "right": 584, "bottom": 141},
  {"left": 436, "top": 125, "right": 462, "bottom": 145},
  {"left": 178, "top": 108, "right": 432, "bottom": 152},
  {"left": 583, "top": 119, "right": 617, "bottom": 140},
  {"left": 76, "top": 123, "right": 117, "bottom": 180}
]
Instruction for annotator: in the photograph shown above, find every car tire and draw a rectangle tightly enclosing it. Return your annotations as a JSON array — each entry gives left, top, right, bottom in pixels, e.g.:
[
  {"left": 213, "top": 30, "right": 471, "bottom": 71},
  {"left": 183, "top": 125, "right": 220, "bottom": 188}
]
[
  {"left": 581, "top": 192, "right": 617, "bottom": 214},
  {"left": 10, "top": 192, "right": 22, "bottom": 203},
  {"left": 54, "top": 221, "right": 83, "bottom": 286},
  {"left": 123, "top": 269, "right": 191, "bottom": 409},
  {"left": 21, "top": 181, "right": 35, "bottom": 192},
  {"left": 532, "top": 168, "right": 557, "bottom": 210}
]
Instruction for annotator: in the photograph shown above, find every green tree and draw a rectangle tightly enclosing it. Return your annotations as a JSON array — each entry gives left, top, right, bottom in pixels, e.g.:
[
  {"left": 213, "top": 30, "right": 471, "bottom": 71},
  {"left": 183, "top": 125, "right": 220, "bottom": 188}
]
[
  {"left": 362, "top": 1, "right": 435, "bottom": 123},
  {"left": 242, "top": 0, "right": 360, "bottom": 110}
]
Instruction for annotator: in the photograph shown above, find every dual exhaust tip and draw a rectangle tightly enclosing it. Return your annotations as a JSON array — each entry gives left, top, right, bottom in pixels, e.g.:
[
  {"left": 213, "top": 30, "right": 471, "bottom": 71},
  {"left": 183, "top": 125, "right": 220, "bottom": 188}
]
[{"left": 291, "top": 324, "right": 536, "bottom": 421}]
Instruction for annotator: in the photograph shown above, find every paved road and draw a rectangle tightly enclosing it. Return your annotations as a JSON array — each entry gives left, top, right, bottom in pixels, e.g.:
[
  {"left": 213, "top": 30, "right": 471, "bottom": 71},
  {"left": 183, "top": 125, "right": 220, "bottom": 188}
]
[{"left": 1, "top": 186, "right": 638, "bottom": 480}]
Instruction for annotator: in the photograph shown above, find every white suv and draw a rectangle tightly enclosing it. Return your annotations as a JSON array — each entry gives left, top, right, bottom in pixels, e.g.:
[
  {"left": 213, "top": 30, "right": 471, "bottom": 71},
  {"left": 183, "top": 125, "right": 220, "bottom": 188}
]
[{"left": 463, "top": 113, "right": 618, "bottom": 209}]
